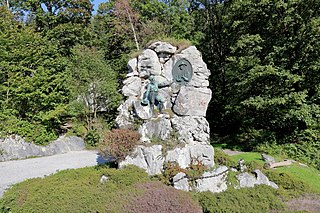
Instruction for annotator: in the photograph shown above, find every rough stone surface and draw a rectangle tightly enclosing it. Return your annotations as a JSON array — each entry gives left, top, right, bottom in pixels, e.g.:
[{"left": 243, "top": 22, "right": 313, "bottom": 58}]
[
  {"left": 0, "top": 135, "right": 85, "bottom": 162},
  {"left": 138, "top": 49, "right": 161, "bottom": 76},
  {"left": 165, "top": 144, "right": 214, "bottom": 169},
  {"left": 173, "top": 87, "right": 212, "bottom": 116},
  {"left": 148, "top": 41, "right": 177, "bottom": 54},
  {"left": 195, "top": 166, "right": 229, "bottom": 193},
  {"left": 127, "top": 58, "right": 138, "bottom": 76},
  {"left": 116, "top": 98, "right": 136, "bottom": 128},
  {"left": 171, "top": 116, "right": 210, "bottom": 143},
  {"left": 173, "top": 46, "right": 210, "bottom": 87},
  {"left": 237, "top": 172, "right": 256, "bottom": 188},
  {"left": 236, "top": 170, "right": 278, "bottom": 189},
  {"left": 119, "top": 145, "right": 164, "bottom": 175},
  {"left": 173, "top": 172, "right": 190, "bottom": 191},
  {"left": 122, "top": 77, "right": 141, "bottom": 97},
  {"left": 139, "top": 117, "right": 172, "bottom": 141},
  {"left": 261, "top": 153, "right": 276, "bottom": 164},
  {"left": 116, "top": 41, "right": 214, "bottom": 180},
  {"left": 133, "top": 100, "right": 153, "bottom": 120}
]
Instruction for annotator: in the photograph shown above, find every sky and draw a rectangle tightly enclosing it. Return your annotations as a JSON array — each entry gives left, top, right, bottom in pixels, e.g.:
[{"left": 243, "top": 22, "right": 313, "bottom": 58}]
[{"left": 92, "top": 0, "right": 108, "bottom": 13}]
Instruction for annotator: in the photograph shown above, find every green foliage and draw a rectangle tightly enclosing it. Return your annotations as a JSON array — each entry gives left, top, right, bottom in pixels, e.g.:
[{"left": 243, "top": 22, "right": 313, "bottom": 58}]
[
  {"left": 0, "top": 7, "right": 70, "bottom": 144},
  {"left": 99, "top": 129, "right": 141, "bottom": 162},
  {"left": 0, "top": 166, "right": 149, "bottom": 213},
  {"left": 67, "top": 45, "right": 122, "bottom": 136},
  {"left": 194, "top": 185, "right": 286, "bottom": 213},
  {"left": 214, "top": 148, "right": 237, "bottom": 167},
  {"left": 264, "top": 170, "right": 311, "bottom": 200}
]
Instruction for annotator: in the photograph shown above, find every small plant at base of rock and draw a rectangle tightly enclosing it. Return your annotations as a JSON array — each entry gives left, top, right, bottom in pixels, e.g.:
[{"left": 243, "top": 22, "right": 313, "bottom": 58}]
[
  {"left": 160, "top": 161, "right": 184, "bottom": 185},
  {"left": 99, "top": 129, "right": 141, "bottom": 163},
  {"left": 185, "top": 158, "right": 208, "bottom": 181}
]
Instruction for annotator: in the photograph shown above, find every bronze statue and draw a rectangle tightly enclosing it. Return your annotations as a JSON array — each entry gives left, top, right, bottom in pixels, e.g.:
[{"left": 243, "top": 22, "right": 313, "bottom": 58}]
[{"left": 141, "top": 75, "right": 164, "bottom": 116}]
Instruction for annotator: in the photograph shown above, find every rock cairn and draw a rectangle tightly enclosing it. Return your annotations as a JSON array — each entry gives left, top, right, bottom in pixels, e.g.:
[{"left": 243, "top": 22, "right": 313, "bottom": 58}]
[
  {"left": 116, "top": 41, "right": 214, "bottom": 174},
  {"left": 116, "top": 41, "right": 277, "bottom": 192}
]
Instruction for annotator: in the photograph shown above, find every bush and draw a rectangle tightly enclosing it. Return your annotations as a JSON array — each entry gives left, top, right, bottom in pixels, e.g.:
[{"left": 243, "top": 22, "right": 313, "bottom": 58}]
[
  {"left": 0, "top": 166, "right": 149, "bottom": 213},
  {"left": 264, "top": 170, "right": 311, "bottom": 200},
  {"left": 127, "top": 181, "right": 202, "bottom": 213},
  {"left": 214, "top": 148, "right": 237, "bottom": 167},
  {"left": 99, "top": 129, "right": 140, "bottom": 162},
  {"left": 194, "top": 185, "right": 286, "bottom": 213}
]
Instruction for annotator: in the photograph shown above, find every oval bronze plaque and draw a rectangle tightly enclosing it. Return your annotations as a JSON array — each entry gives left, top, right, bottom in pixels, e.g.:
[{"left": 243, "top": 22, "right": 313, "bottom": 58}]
[{"left": 172, "top": 59, "right": 193, "bottom": 85}]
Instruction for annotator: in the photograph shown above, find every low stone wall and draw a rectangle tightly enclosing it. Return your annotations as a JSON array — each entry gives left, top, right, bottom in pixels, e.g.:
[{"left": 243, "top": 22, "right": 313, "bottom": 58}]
[{"left": 0, "top": 135, "right": 85, "bottom": 162}]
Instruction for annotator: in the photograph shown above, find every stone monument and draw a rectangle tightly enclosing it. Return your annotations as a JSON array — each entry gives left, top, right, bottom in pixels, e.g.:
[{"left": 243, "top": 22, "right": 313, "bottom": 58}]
[
  {"left": 115, "top": 41, "right": 278, "bottom": 193},
  {"left": 116, "top": 41, "right": 214, "bottom": 173}
]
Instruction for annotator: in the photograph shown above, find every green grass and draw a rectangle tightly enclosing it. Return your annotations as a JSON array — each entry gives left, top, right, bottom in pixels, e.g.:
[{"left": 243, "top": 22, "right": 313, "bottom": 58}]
[
  {"left": 275, "top": 164, "right": 320, "bottom": 194},
  {"left": 228, "top": 151, "right": 320, "bottom": 195}
]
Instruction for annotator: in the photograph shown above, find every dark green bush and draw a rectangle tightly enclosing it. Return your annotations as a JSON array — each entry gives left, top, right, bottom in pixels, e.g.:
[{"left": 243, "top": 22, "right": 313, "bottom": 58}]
[
  {"left": 194, "top": 185, "right": 286, "bottom": 213},
  {"left": 0, "top": 166, "right": 149, "bottom": 213},
  {"left": 214, "top": 148, "right": 237, "bottom": 167},
  {"left": 264, "top": 170, "right": 311, "bottom": 199}
]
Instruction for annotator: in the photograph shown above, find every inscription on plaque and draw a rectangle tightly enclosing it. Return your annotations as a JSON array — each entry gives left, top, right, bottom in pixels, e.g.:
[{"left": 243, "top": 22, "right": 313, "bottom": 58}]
[{"left": 172, "top": 59, "right": 193, "bottom": 85}]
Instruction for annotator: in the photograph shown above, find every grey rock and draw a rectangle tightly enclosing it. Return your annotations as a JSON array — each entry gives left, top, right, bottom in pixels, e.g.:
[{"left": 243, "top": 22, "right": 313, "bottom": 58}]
[
  {"left": 122, "top": 77, "right": 141, "bottom": 97},
  {"left": 162, "top": 59, "right": 174, "bottom": 81},
  {"left": 195, "top": 166, "right": 228, "bottom": 193},
  {"left": 127, "top": 58, "right": 138, "bottom": 76},
  {"left": 139, "top": 117, "right": 172, "bottom": 141},
  {"left": 174, "top": 46, "right": 210, "bottom": 77},
  {"left": 165, "top": 144, "right": 214, "bottom": 169},
  {"left": 138, "top": 49, "right": 161, "bottom": 76},
  {"left": 0, "top": 135, "right": 85, "bottom": 162},
  {"left": 237, "top": 172, "right": 256, "bottom": 188},
  {"left": 236, "top": 170, "right": 279, "bottom": 189},
  {"left": 173, "top": 86, "right": 212, "bottom": 116},
  {"left": 119, "top": 145, "right": 164, "bottom": 175},
  {"left": 133, "top": 100, "right": 153, "bottom": 120},
  {"left": 148, "top": 41, "right": 177, "bottom": 54},
  {"left": 171, "top": 116, "right": 210, "bottom": 143},
  {"left": 100, "top": 175, "right": 109, "bottom": 184},
  {"left": 116, "top": 98, "right": 136, "bottom": 128},
  {"left": 173, "top": 172, "right": 190, "bottom": 191},
  {"left": 261, "top": 153, "right": 276, "bottom": 164},
  {"left": 254, "top": 169, "right": 278, "bottom": 189}
]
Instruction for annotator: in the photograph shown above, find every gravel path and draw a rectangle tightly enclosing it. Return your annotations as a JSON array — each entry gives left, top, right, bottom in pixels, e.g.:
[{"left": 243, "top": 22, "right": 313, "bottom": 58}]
[{"left": 0, "top": 150, "right": 101, "bottom": 198}]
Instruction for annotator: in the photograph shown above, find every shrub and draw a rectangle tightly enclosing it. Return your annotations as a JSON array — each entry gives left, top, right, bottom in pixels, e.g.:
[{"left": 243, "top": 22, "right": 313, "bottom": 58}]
[
  {"left": 127, "top": 181, "right": 202, "bottom": 213},
  {"left": 264, "top": 170, "right": 311, "bottom": 200},
  {"left": 214, "top": 148, "right": 237, "bottom": 167},
  {"left": 0, "top": 166, "right": 149, "bottom": 213},
  {"left": 99, "top": 129, "right": 140, "bottom": 162},
  {"left": 194, "top": 185, "right": 286, "bottom": 213}
]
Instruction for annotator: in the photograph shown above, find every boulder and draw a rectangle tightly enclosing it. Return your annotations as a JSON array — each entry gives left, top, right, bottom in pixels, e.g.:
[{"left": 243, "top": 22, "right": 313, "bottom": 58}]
[
  {"left": 138, "top": 49, "right": 161, "bottom": 76},
  {"left": 0, "top": 135, "right": 85, "bottom": 161},
  {"left": 127, "top": 58, "right": 138, "bottom": 76},
  {"left": 116, "top": 98, "right": 136, "bottom": 128},
  {"left": 261, "top": 153, "right": 276, "bottom": 164},
  {"left": 195, "top": 166, "right": 229, "bottom": 193},
  {"left": 122, "top": 77, "right": 141, "bottom": 97},
  {"left": 139, "top": 117, "right": 172, "bottom": 141},
  {"left": 119, "top": 145, "right": 164, "bottom": 175},
  {"left": 236, "top": 170, "right": 278, "bottom": 189},
  {"left": 148, "top": 41, "right": 177, "bottom": 54},
  {"left": 165, "top": 144, "right": 214, "bottom": 169},
  {"left": 133, "top": 100, "right": 153, "bottom": 120},
  {"left": 162, "top": 59, "right": 174, "bottom": 81},
  {"left": 173, "top": 86, "right": 212, "bottom": 116},
  {"left": 173, "top": 172, "right": 190, "bottom": 191},
  {"left": 171, "top": 116, "right": 210, "bottom": 143}
]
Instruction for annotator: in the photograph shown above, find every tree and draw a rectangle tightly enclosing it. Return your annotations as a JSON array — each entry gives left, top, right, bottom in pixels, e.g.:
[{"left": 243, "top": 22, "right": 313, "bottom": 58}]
[
  {"left": 0, "top": 6, "right": 71, "bottom": 144},
  {"left": 68, "top": 45, "right": 122, "bottom": 131}
]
